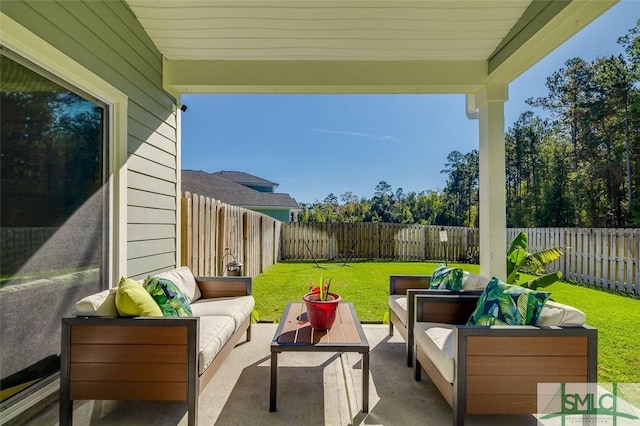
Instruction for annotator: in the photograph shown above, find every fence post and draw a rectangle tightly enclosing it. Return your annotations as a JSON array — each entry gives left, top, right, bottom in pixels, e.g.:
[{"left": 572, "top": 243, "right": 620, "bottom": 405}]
[
  {"left": 217, "top": 206, "right": 226, "bottom": 276},
  {"left": 190, "top": 195, "right": 199, "bottom": 275},
  {"left": 181, "top": 193, "right": 191, "bottom": 267},
  {"left": 242, "top": 212, "right": 249, "bottom": 276},
  {"left": 204, "top": 197, "right": 211, "bottom": 276}
]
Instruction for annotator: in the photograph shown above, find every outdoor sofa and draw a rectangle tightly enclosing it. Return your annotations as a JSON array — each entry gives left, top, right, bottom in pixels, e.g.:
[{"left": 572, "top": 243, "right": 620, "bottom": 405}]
[
  {"left": 60, "top": 266, "right": 253, "bottom": 426},
  {"left": 388, "top": 272, "right": 489, "bottom": 366},
  {"left": 412, "top": 289, "right": 597, "bottom": 425}
]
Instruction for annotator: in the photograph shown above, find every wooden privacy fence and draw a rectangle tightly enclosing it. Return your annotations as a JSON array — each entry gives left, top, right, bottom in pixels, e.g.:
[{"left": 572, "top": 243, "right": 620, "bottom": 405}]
[
  {"left": 508, "top": 228, "right": 639, "bottom": 295},
  {"left": 181, "top": 192, "right": 282, "bottom": 277},
  {"left": 281, "top": 222, "right": 479, "bottom": 262},
  {"left": 180, "top": 200, "right": 638, "bottom": 294}
]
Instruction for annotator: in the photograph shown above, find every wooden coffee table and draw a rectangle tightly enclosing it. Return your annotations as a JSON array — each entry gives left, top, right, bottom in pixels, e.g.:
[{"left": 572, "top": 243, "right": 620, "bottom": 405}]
[{"left": 269, "top": 301, "right": 370, "bottom": 413}]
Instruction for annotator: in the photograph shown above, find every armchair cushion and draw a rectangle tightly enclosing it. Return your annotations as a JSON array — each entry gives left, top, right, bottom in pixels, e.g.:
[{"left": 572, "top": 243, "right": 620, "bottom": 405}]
[
  {"left": 467, "top": 278, "right": 550, "bottom": 326},
  {"left": 429, "top": 264, "right": 463, "bottom": 290},
  {"left": 535, "top": 300, "right": 586, "bottom": 326},
  {"left": 388, "top": 294, "right": 408, "bottom": 326},
  {"left": 461, "top": 271, "right": 490, "bottom": 290},
  {"left": 414, "top": 322, "right": 456, "bottom": 383}
]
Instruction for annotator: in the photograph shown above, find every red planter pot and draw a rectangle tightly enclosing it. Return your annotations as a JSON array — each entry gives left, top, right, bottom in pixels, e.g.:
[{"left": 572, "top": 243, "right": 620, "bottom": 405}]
[{"left": 303, "top": 292, "right": 341, "bottom": 330}]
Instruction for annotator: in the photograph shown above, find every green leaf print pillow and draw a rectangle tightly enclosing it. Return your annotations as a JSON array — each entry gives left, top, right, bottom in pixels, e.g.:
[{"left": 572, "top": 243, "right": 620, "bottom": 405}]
[
  {"left": 144, "top": 276, "right": 193, "bottom": 317},
  {"left": 429, "top": 264, "right": 464, "bottom": 290},
  {"left": 467, "top": 277, "right": 550, "bottom": 326}
]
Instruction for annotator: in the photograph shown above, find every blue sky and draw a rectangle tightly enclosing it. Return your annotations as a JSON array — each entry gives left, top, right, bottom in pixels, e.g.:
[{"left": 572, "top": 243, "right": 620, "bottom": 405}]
[{"left": 182, "top": 1, "right": 640, "bottom": 205}]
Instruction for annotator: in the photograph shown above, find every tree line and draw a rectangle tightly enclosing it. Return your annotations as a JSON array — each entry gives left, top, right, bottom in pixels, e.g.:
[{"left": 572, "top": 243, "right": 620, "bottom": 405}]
[{"left": 299, "top": 21, "right": 640, "bottom": 228}]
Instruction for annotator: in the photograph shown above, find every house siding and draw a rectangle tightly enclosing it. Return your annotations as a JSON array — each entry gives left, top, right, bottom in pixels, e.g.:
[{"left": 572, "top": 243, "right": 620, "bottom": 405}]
[
  {"left": 252, "top": 208, "right": 292, "bottom": 222},
  {"left": 1, "top": 0, "right": 179, "bottom": 279}
]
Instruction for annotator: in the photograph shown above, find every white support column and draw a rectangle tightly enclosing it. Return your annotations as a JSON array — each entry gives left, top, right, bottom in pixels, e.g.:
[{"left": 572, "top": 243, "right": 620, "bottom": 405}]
[
  {"left": 475, "top": 84, "right": 508, "bottom": 280},
  {"left": 175, "top": 97, "right": 182, "bottom": 268}
]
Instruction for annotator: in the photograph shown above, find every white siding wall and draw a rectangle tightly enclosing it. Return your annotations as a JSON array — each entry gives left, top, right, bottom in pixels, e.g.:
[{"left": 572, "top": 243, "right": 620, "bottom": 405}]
[{"left": 1, "top": 0, "right": 179, "bottom": 280}]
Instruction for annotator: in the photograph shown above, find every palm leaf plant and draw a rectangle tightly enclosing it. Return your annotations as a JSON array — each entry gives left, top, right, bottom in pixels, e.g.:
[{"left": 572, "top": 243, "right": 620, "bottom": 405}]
[{"left": 507, "top": 231, "right": 564, "bottom": 290}]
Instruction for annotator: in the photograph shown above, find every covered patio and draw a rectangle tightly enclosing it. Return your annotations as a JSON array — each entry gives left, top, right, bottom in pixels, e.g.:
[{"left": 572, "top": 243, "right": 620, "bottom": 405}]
[
  {"left": 29, "top": 324, "right": 535, "bottom": 425},
  {"left": 0, "top": 1, "right": 618, "bottom": 424},
  {"left": 126, "top": 0, "right": 617, "bottom": 280}
]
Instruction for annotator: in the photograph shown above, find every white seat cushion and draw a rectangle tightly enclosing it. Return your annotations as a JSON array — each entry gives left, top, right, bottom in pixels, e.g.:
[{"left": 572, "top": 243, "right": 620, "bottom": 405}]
[
  {"left": 198, "top": 316, "right": 236, "bottom": 375},
  {"left": 190, "top": 296, "right": 254, "bottom": 330},
  {"left": 414, "top": 322, "right": 456, "bottom": 383},
  {"left": 388, "top": 295, "right": 407, "bottom": 326},
  {"left": 535, "top": 300, "right": 586, "bottom": 326},
  {"left": 154, "top": 266, "right": 202, "bottom": 303},
  {"left": 75, "top": 288, "right": 118, "bottom": 316}
]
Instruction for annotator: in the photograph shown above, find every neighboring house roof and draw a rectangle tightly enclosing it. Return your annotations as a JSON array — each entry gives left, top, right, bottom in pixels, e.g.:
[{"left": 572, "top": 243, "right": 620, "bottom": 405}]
[
  {"left": 212, "top": 171, "right": 278, "bottom": 189},
  {"left": 182, "top": 170, "right": 299, "bottom": 209}
]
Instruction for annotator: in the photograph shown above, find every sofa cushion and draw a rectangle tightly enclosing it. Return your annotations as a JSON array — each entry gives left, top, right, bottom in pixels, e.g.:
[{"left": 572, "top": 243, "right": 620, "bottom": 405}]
[
  {"left": 154, "top": 266, "right": 202, "bottom": 303},
  {"left": 75, "top": 288, "right": 118, "bottom": 316},
  {"left": 388, "top": 295, "right": 407, "bottom": 325},
  {"left": 144, "top": 276, "right": 193, "bottom": 317},
  {"left": 414, "top": 322, "right": 456, "bottom": 383},
  {"left": 467, "top": 278, "right": 550, "bottom": 326},
  {"left": 198, "top": 315, "right": 236, "bottom": 375},
  {"left": 190, "top": 296, "right": 254, "bottom": 330},
  {"left": 461, "top": 272, "right": 490, "bottom": 291},
  {"left": 429, "top": 264, "right": 463, "bottom": 290},
  {"left": 535, "top": 300, "right": 586, "bottom": 326},
  {"left": 115, "top": 277, "right": 163, "bottom": 317}
]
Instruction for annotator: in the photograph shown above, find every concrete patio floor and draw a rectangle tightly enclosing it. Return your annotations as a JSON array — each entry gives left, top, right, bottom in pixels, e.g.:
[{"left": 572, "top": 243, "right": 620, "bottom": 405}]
[{"left": 26, "top": 324, "right": 537, "bottom": 425}]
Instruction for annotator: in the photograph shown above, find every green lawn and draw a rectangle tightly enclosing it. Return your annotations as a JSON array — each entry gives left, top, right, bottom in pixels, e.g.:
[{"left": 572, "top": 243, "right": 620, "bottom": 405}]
[{"left": 253, "top": 261, "right": 640, "bottom": 384}]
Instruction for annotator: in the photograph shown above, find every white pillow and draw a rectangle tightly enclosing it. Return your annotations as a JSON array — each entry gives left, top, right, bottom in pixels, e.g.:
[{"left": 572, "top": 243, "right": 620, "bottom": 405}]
[
  {"left": 535, "top": 300, "right": 586, "bottom": 326},
  {"left": 154, "top": 266, "right": 202, "bottom": 303},
  {"left": 461, "top": 272, "right": 490, "bottom": 290},
  {"left": 75, "top": 288, "right": 118, "bottom": 316}
]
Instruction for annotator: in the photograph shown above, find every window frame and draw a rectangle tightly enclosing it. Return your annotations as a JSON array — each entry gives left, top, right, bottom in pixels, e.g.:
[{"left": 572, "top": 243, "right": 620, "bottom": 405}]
[
  {"left": 1, "top": 46, "right": 111, "bottom": 286},
  {"left": 1, "top": 12, "right": 128, "bottom": 284}
]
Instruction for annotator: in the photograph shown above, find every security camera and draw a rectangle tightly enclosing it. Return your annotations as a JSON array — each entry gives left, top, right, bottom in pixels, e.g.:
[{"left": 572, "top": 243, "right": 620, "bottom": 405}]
[{"left": 178, "top": 103, "right": 188, "bottom": 112}]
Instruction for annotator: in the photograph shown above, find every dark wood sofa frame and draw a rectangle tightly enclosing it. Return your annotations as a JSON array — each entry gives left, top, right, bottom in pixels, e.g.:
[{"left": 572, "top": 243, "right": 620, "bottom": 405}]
[
  {"left": 412, "top": 293, "right": 598, "bottom": 426},
  {"left": 389, "top": 275, "right": 481, "bottom": 367},
  {"left": 60, "top": 276, "right": 252, "bottom": 426}
]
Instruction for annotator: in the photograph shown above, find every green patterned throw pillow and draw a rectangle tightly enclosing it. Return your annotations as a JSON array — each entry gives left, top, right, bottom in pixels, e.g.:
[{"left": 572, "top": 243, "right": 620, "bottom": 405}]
[
  {"left": 467, "top": 277, "right": 550, "bottom": 326},
  {"left": 429, "top": 264, "right": 464, "bottom": 290},
  {"left": 144, "top": 276, "right": 192, "bottom": 317}
]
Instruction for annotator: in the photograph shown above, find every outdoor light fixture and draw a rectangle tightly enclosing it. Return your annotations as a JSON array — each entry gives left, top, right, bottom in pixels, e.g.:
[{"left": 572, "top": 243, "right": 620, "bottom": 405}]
[{"left": 222, "top": 248, "right": 243, "bottom": 276}]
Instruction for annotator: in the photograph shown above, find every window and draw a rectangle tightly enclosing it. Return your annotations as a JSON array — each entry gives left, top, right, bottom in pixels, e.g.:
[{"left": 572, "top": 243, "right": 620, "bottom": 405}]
[{"left": 0, "top": 48, "right": 108, "bottom": 405}]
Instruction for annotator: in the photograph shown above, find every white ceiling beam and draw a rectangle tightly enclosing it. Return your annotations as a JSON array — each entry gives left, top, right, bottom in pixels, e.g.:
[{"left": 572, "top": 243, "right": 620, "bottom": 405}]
[
  {"left": 163, "top": 59, "right": 487, "bottom": 94},
  {"left": 488, "top": 0, "right": 618, "bottom": 84}
]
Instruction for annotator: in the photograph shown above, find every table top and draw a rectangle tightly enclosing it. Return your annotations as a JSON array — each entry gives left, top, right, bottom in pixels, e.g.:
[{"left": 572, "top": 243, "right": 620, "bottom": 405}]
[{"left": 271, "top": 302, "right": 369, "bottom": 352}]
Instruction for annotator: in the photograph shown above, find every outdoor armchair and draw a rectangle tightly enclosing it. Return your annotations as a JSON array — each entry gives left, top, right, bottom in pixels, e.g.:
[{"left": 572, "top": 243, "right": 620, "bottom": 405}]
[
  {"left": 412, "top": 292, "right": 598, "bottom": 426},
  {"left": 388, "top": 273, "right": 487, "bottom": 366}
]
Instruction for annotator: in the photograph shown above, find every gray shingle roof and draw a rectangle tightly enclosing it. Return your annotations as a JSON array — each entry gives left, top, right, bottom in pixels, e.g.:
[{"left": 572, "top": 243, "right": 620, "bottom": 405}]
[
  {"left": 182, "top": 170, "right": 299, "bottom": 209},
  {"left": 212, "top": 171, "right": 277, "bottom": 188}
]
